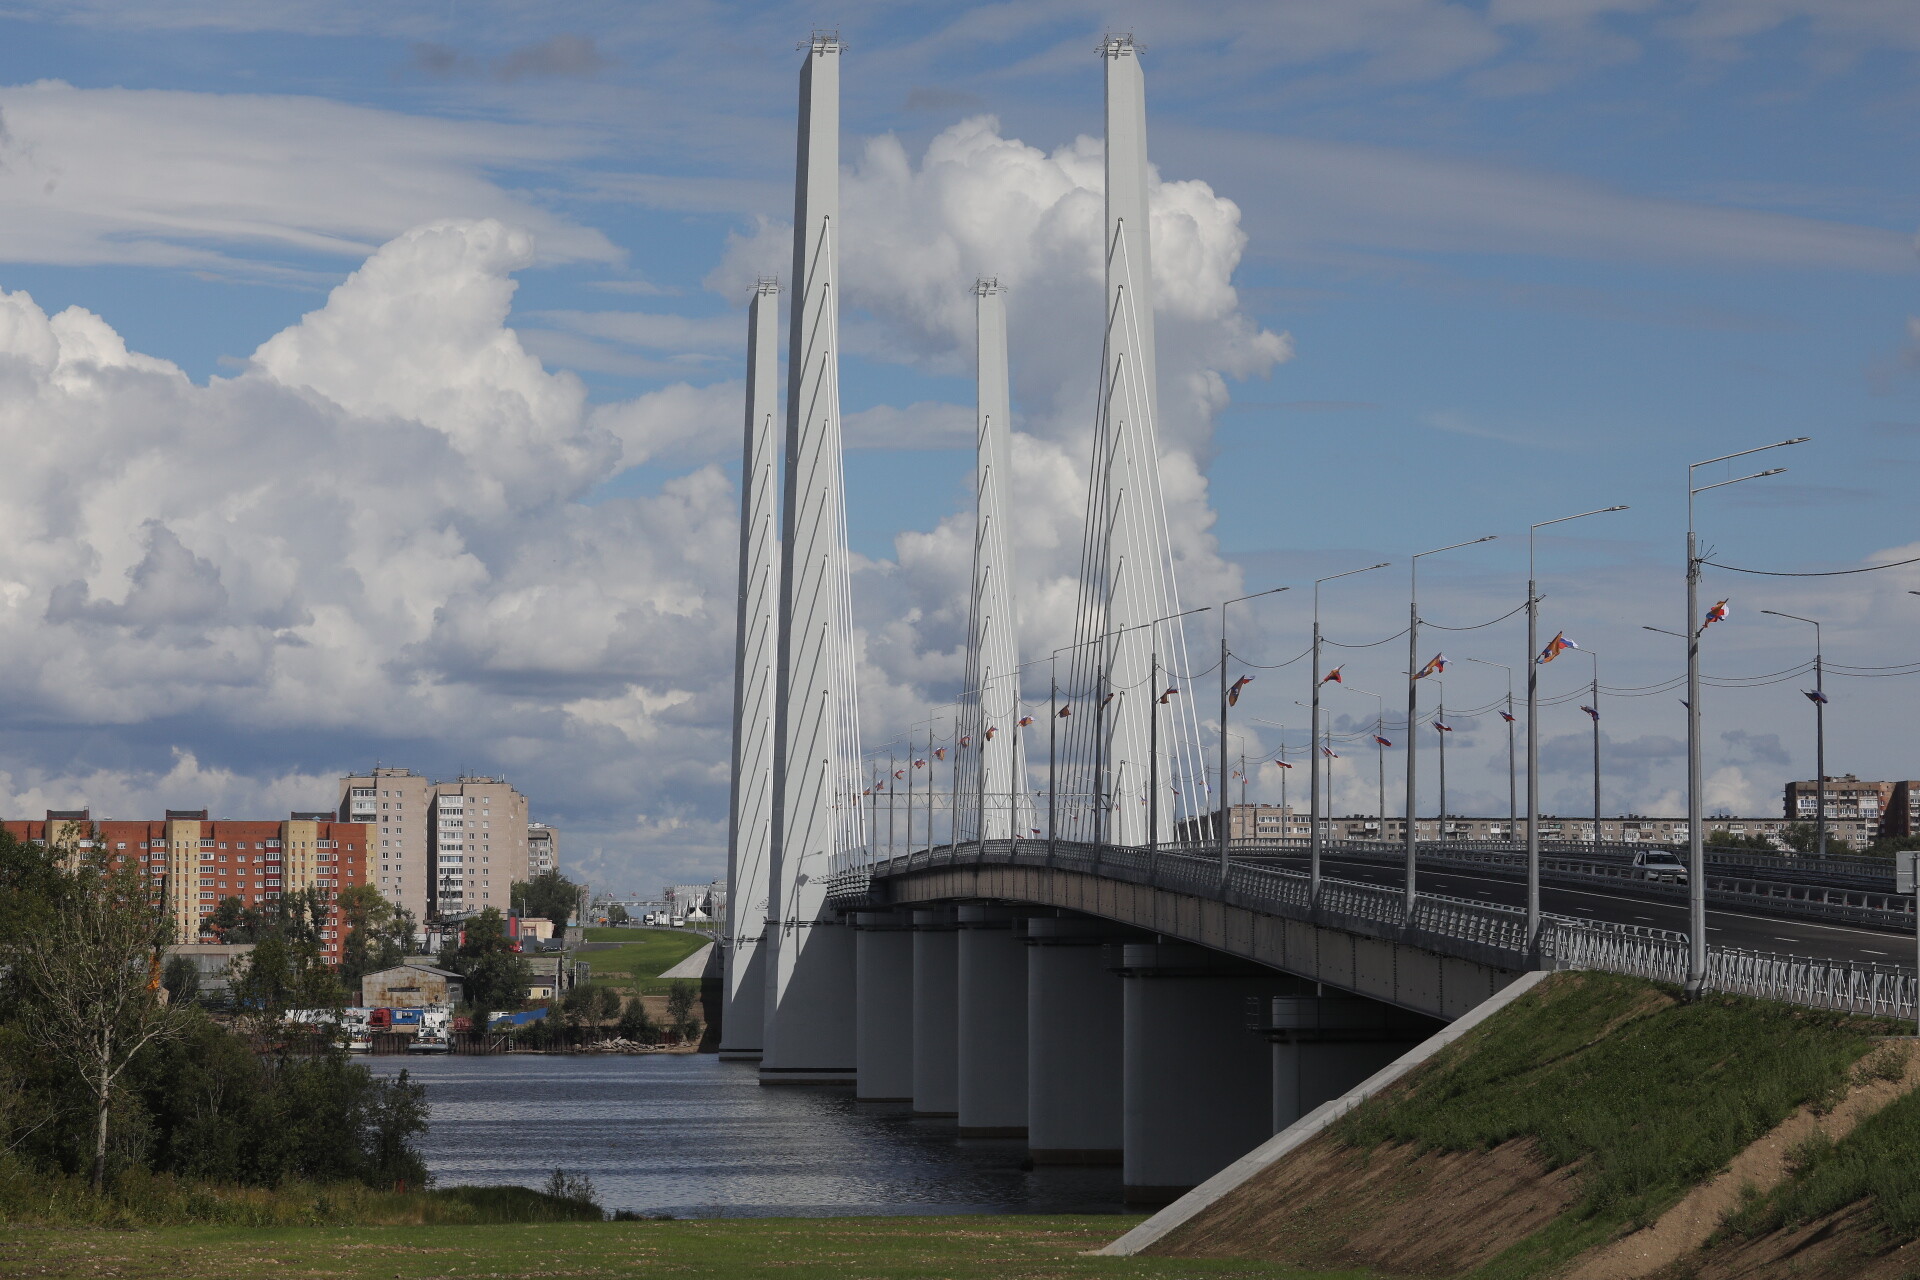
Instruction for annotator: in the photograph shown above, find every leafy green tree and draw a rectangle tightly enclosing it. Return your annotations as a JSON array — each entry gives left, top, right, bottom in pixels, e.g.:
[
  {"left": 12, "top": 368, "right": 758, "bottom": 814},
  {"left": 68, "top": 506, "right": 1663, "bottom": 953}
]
[
  {"left": 512, "top": 869, "right": 583, "bottom": 929},
  {"left": 1780, "top": 822, "right": 1853, "bottom": 856},
  {"left": 161, "top": 955, "right": 200, "bottom": 1005},
  {"left": 606, "top": 903, "right": 629, "bottom": 925},
  {"left": 14, "top": 853, "right": 183, "bottom": 1190},
  {"left": 438, "top": 907, "right": 533, "bottom": 1014},
  {"left": 337, "top": 884, "right": 414, "bottom": 987},
  {"left": 1706, "top": 829, "right": 1775, "bottom": 852},
  {"left": 616, "top": 998, "right": 658, "bottom": 1043},
  {"left": 666, "top": 981, "right": 702, "bottom": 1043}
]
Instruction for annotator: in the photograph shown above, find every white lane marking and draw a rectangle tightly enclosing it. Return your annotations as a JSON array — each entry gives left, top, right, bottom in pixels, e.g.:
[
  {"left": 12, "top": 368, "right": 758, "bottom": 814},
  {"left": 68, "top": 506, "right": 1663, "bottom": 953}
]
[
  {"left": 1634, "top": 916, "right": 1653, "bottom": 922},
  {"left": 1863, "top": 950, "right": 1889, "bottom": 956}
]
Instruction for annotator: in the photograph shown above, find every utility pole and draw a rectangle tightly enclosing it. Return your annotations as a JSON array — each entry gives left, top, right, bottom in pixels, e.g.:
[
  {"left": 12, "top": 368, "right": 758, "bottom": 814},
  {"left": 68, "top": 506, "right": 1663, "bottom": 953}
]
[
  {"left": 1406, "top": 539, "right": 1494, "bottom": 914},
  {"left": 1218, "top": 586, "right": 1287, "bottom": 888},
  {"left": 1312, "top": 565, "right": 1386, "bottom": 904},
  {"left": 1763, "top": 609, "right": 1826, "bottom": 858}
]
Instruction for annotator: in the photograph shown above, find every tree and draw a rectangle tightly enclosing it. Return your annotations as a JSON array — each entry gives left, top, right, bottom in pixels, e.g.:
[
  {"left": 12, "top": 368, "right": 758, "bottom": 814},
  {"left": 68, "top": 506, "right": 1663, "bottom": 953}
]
[
  {"left": 337, "top": 884, "right": 414, "bottom": 987},
  {"left": 512, "top": 869, "right": 583, "bottom": 929},
  {"left": 438, "top": 908, "right": 533, "bottom": 1014},
  {"left": 1781, "top": 823, "right": 1853, "bottom": 856},
  {"left": 1706, "top": 829, "right": 1775, "bottom": 852},
  {"left": 666, "top": 981, "right": 701, "bottom": 1043},
  {"left": 616, "top": 998, "right": 658, "bottom": 1043},
  {"left": 606, "top": 903, "right": 629, "bottom": 925},
  {"left": 161, "top": 955, "right": 201, "bottom": 1005},
  {"left": 15, "top": 855, "right": 184, "bottom": 1190}
]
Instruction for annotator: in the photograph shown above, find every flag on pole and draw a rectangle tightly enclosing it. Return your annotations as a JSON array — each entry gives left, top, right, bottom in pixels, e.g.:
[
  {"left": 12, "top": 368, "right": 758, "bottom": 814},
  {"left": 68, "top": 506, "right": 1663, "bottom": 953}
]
[
  {"left": 1536, "top": 631, "right": 1577, "bottom": 664},
  {"left": 1322, "top": 666, "right": 1344, "bottom": 684},
  {"left": 934, "top": 747, "right": 947, "bottom": 761},
  {"left": 1802, "top": 689, "right": 1828, "bottom": 705},
  {"left": 1580, "top": 705, "right": 1599, "bottom": 721},
  {"left": 914, "top": 759, "right": 926, "bottom": 769},
  {"left": 1018, "top": 716, "right": 1035, "bottom": 727},
  {"left": 1416, "top": 653, "right": 1447, "bottom": 679},
  {"left": 1499, "top": 710, "right": 1517, "bottom": 722},
  {"left": 985, "top": 726, "right": 997, "bottom": 741},
  {"left": 1703, "top": 599, "right": 1731, "bottom": 629},
  {"left": 1374, "top": 735, "right": 1393, "bottom": 747},
  {"left": 1322, "top": 746, "right": 1340, "bottom": 758},
  {"left": 1158, "top": 686, "right": 1179, "bottom": 704},
  {"left": 894, "top": 769, "right": 906, "bottom": 779},
  {"left": 1434, "top": 721, "right": 1453, "bottom": 733},
  {"left": 1228, "top": 675, "right": 1254, "bottom": 706},
  {"left": 1101, "top": 692, "right": 1116, "bottom": 708},
  {"left": 1274, "top": 759, "right": 1294, "bottom": 770}
]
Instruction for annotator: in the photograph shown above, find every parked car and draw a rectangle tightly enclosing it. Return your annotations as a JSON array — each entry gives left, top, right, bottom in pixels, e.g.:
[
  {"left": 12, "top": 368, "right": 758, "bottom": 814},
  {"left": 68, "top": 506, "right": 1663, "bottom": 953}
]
[{"left": 1633, "top": 850, "right": 1689, "bottom": 884}]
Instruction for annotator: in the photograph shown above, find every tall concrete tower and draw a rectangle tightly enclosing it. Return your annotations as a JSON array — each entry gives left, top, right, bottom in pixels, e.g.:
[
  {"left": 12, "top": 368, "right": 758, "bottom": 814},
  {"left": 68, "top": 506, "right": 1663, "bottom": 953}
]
[
  {"left": 763, "top": 32, "right": 860, "bottom": 1083},
  {"left": 720, "top": 278, "right": 780, "bottom": 1061},
  {"left": 1066, "top": 33, "right": 1196, "bottom": 848},
  {"left": 958, "top": 280, "right": 1028, "bottom": 841}
]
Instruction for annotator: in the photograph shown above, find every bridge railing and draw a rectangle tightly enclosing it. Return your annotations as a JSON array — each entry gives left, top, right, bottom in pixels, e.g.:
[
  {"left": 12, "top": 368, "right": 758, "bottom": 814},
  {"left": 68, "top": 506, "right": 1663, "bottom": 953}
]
[{"left": 825, "top": 837, "right": 1918, "bottom": 1021}]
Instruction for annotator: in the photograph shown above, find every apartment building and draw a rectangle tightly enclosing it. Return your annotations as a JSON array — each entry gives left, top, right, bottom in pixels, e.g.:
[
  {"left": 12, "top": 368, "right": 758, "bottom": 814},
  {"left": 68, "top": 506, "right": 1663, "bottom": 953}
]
[
  {"left": 1885, "top": 782, "right": 1920, "bottom": 839},
  {"left": 1783, "top": 775, "right": 1893, "bottom": 826},
  {"left": 426, "top": 777, "right": 529, "bottom": 917},
  {"left": 2, "top": 808, "right": 369, "bottom": 962},
  {"left": 339, "top": 769, "right": 533, "bottom": 919},
  {"left": 527, "top": 822, "right": 559, "bottom": 876},
  {"left": 339, "top": 767, "right": 433, "bottom": 919}
]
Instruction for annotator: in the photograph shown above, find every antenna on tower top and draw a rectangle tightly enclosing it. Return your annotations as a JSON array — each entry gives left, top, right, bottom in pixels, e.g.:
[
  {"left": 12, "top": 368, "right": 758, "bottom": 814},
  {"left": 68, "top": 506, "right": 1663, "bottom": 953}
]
[
  {"left": 754, "top": 275, "right": 781, "bottom": 296},
  {"left": 800, "top": 28, "right": 844, "bottom": 53},
  {"left": 973, "top": 277, "right": 1003, "bottom": 296},
  {"left": 1099, "top": 32, "right": 1143, "bottom": 57}
]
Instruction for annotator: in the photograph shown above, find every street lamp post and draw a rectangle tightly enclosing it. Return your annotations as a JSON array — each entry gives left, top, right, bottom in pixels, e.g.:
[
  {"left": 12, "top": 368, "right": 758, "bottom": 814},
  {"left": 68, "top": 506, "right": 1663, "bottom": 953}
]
[
  {"left": 1682, "top": 437, "right": 1807, "bottom": 995},
  {"left": 1218, "top": 586, "right": 1289, "bottom": 888},
  {"left": 1526, "top": 504, "right": 1629, "bottom": 958},
  {"left": 1431, "top": 676, "right": 1449, "bottom": 830},
  {"left": 1312, "top": 564, "right": 1389, "bottom": 903},
  {"left": 1342, "top": 684, "right": 1388, "bottom": 840},
  {"left": 1584, "top": 649, "right": 1602, "bottom": 858},
  {"left": 1406, "top": 537, "right": 1496, "bottom": 914},
  {"left": 1464, "top": 657, "right": 1516, "bottom": 840},
  {"left": 1762, "top": 609, "right": 1826, "bottom": 858}
]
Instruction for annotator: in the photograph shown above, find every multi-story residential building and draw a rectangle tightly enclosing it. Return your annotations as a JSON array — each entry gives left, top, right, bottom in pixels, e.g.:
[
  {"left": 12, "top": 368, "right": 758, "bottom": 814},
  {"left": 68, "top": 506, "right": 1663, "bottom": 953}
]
[
  {"left": 1884, "top": 782, "right": 1920, "bottom": 840},
  {"left": 340, "top": 769, "right": 534, "bottom": 919},
  {"left": 426, "top": 777, "right": 529, "bottom": 918},
  {"left": 1783, "top": 775, "right": 1893, "bottom": 827},
  {"left": 3, "top": 808, "right": 369, "bottom": 963},
  {"left": 339, "top": 767, "right": 433, "bottom": 920},
  {"left": 527, "top": 822, "right": 559, "bottom": 877}
]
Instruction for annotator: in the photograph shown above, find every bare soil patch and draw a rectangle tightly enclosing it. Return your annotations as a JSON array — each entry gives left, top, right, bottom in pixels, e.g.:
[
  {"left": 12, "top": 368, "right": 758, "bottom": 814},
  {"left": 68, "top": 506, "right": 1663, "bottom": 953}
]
[{"left": 1146, "top": 1133, "right": 1579, "bottom": 1276}]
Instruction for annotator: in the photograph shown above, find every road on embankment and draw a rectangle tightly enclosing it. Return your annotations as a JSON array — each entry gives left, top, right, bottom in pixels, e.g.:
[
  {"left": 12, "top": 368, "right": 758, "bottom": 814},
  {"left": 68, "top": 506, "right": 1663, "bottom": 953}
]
[{"left": 1265, "top": 853, "right": 1914, "bottom": 970}]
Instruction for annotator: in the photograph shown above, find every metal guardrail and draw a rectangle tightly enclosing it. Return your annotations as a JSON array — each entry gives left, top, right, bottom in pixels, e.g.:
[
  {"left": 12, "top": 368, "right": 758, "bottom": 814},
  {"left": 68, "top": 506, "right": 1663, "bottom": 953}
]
[{"left": 825, "top": 838, "right": 1918, "bottom": 1020}]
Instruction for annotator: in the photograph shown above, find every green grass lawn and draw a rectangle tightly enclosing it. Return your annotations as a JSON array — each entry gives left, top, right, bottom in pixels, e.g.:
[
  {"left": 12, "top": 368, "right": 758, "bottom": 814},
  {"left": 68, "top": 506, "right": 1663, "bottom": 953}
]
[
  {"left": 576, "top": 928, "right": 712, "bottom": 994},
  {"left": 0, "top": 1216, "right": 1365, "bottom": 1279}
]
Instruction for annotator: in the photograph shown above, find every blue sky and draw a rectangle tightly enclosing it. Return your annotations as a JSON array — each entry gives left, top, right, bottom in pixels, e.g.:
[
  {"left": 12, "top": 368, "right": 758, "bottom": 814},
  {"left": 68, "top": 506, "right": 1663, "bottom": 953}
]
[{"left": 0, "top": 1, "right": 1914, "bottom": 893}]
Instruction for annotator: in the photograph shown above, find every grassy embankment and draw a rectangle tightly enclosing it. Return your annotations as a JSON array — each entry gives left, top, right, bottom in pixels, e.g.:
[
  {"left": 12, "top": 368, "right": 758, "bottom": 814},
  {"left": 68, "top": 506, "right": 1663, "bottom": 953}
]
[
  {"left": 577, "top": 926, "right": 711, "bottom": 997},
  {"left": 0, "top": 1216, "right": 1359, "bottom": 1280},
  {"left": 1154, "top": 971, "right": 1911, "bottom": 1278}
]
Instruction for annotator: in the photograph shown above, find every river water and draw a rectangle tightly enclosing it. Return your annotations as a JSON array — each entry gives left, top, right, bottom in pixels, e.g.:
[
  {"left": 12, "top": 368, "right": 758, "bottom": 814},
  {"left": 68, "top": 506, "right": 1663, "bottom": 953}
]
[{"left": 365, "top": 1053, "right": 1124, "bottom": 1218}]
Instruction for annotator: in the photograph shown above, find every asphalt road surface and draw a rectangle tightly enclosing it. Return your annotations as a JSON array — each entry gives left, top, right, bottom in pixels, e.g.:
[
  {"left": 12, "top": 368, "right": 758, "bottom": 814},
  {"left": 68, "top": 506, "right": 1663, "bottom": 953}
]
[{"left": 1288, "top": 853, "right": 1917, "bottom": 971}]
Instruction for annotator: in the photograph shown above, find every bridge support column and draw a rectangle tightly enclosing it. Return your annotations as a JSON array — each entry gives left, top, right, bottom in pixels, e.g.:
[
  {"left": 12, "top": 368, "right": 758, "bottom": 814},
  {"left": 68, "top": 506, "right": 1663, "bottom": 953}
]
[
  {"left": 1269, "top": 995, "right": 1440, "bottom": 1130},
  {"left": 911, "top": 907, "right": 959, "bottom": 1117},
  {"left": 854, "top": 911, "right": 914, "bottom": 1101},
  {"left": 956, "top": 905, "right": 1027, "bottom": 1137},
  {"left": 1026, "top": 916, "right": 1126, "bottom": 1164},
  {"left": 1119, "top": 942, "right": 1308, "bottom": 1205}
]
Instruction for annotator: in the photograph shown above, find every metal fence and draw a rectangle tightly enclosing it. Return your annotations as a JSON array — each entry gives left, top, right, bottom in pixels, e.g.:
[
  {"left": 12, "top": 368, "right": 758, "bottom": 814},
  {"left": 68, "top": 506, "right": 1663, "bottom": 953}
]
[{"left": 826, "top": 837, "right": 1917, "bottom": 1020}]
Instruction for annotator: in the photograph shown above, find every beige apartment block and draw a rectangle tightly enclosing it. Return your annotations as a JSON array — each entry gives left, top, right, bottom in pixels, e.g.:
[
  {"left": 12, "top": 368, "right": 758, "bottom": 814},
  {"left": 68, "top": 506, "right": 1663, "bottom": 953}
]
[
  {"left": 427, "top": 777, "right": 529, "bottom": 917},
  {"left": 527, "top": 822, "right": 558, "bottom": 877},
  {"left": 340, "top": 767, "right": 433, "bottom": 920}
]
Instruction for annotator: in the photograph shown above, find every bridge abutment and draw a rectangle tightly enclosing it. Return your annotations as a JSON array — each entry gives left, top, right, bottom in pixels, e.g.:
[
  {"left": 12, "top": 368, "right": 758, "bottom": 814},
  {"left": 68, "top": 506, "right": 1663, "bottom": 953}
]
[
  {"left": 1266, "top": 995, "right": 1440, "bottom": 1131},
  {"left": 853, "top": 911, "right": 914, "bottom": 1101},
  {"left": 1025, "top": 915, "right": 1127, "bottom": 1164},
  {"left": 911, "top": 907, "right": 960, "bottom": 1117},
  {"left": 1118, "top": 942, "right": 1308, "bottom": 1204}
]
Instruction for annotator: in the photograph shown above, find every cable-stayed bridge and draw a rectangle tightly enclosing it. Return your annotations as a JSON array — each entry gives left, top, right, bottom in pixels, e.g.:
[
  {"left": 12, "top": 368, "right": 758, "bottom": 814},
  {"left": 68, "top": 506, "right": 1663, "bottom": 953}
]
[{"left": 716, "top": 32, "right": 1914, "bottom": 1203}]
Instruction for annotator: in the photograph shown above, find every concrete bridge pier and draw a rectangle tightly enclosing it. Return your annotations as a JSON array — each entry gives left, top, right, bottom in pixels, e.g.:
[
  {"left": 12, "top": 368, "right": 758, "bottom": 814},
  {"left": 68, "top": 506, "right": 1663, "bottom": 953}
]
[
  {"left": 1268, "top": 995, "right": 1442, "bottom": 1132},
  {"left": 1025, "top": 915, "right": 1127, "bottom": 1164},
  {"left": 853, "top": 911, "right": 914, "bottom": 1101},
  {"left": 956, "top": 905, "right": 1028, "bottom": 1137},
  {"left": 1119, "top": 942, "right": 1309, "bottom": 1205},
  {"left": 911, "top": 907, "right": 960, "bottom": 1117}
]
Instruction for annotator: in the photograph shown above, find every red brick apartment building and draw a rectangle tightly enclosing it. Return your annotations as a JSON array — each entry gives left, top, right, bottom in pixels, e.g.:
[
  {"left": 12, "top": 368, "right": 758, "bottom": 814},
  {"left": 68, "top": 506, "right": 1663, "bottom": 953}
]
[{"left": 4, "top": 808, "right": 370, "bottom": 963}]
